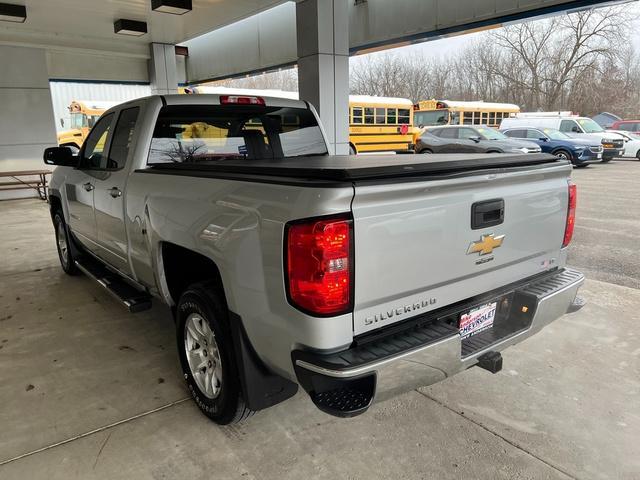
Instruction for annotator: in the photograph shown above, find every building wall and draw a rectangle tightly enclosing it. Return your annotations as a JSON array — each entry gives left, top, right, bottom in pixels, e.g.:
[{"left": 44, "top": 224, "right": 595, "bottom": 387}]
[{"left": 0, "top": 46, "right": 57, "bottom": 174}]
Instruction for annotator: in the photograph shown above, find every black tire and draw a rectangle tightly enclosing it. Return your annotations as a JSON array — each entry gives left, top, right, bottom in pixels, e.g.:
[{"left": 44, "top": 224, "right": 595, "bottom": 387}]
[
  {"left": 176, "top": 281, "right": 253, "bottom": 425},
  {"left": 419, "top": 148, "right": 433, "bottom": 154},
  {"left": 601, "top": 157, "right": 612, "bottom": 163},
  {"left": 636, "top": 150, "right": 640, "bottom": 160},
  {"left": 574, "top": 163, "right": 589, "bottom": 168},
  {"left": 53, "top": 211, "right": 79, "bottom": 275},
  {"left": 552, "top": 149, "right": 572, "bottom": 162}
]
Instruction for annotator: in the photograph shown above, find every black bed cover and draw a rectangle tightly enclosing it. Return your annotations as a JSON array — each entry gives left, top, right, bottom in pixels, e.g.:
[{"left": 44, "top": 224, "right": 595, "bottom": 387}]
[{"left": 143, "top": 153, "right": 564, "bottom": 184}]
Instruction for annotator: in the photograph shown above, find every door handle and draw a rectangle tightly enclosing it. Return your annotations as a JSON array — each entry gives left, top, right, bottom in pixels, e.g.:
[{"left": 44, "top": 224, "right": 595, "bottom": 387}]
[
  {"left": 83, "top": 182, "right": 94, "bottom": 192},
  {"left": 109, "top": 187, "right": 122, "bottom": 198}
]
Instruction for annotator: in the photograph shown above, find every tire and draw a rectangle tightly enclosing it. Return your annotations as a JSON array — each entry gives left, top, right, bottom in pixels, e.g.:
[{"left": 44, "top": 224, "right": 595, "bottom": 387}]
[
  {"left": 176, "top": 281, "right": 254, "bottom": 425},
  {"left": 601, "top": 157, "right": 612, "bottom": 163},
  {"left": 486, "top": 150, "right": 501, "bottom": 154},
  {"left": 552, "top": 149, "right": 572, "bottom": 161},
  {"left": 53, "top": 211, "right": 79, "bottom": 275},
  {"left": 419, "top": 149, "right": 433, "bottom": 154},
  {"left": 636, "top": 150, "right": 640, "bottom": 160}
]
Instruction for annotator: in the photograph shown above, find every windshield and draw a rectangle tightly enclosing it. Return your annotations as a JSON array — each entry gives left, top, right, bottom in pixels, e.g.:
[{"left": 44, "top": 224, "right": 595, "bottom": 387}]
[
  {"left": 476, "top": 127, "right": 507, "bottom": 140},
  {"left": 148, "top": 105, "right": 328, "bottom": 165},
  {"left": 69, "top": 113, "right": 86, "bottom": 129},
  {"left": 577, "top": 118, "right": 604, "bottom": 133},
  {"left": 542, "top": 128, "right": 571, "bottom": 140}
]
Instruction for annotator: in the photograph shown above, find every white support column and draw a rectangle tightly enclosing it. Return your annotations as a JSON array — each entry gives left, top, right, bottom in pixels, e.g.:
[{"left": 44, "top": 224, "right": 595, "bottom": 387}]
[
  {"left": 148, "top": 43, "right": 178, "bottom": 95},
  {"left": 296, "top": 0, "right": 349, "bottom": 155}
]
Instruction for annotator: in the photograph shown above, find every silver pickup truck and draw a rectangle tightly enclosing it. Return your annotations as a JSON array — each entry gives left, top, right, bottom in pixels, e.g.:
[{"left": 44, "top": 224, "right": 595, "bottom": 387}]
[{"left": 43, "top": 94, "right": 584, "bottom": 424}]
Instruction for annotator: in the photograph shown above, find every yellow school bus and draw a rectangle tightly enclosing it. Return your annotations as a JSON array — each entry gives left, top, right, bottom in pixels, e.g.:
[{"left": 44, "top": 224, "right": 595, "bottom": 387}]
[
  {"left": 414, "top": 100, "right": 520, "bottom": 129},
  {"left": 57, "top": 100, "right": 118, "bottom": 150},
  {"left": 348, "top": 95, "right": 414, "bottom": 154}
]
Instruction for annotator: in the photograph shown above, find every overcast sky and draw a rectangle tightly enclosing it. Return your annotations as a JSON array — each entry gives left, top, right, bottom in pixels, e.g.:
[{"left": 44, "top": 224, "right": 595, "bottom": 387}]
[{"left": 351, "top": 1, "right": 640, "bottom": 65}]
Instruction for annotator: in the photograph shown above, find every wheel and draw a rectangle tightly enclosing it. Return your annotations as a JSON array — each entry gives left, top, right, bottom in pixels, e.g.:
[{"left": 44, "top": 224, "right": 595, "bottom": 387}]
[
  {"left": 552, "top": 149, "right": 571, "bottom": 161},
  {"left": 349, "top": 145, "right": 356, "bottom": 155},
  {"left": 636, "top": 150, "right": 640, "bottom": 160},
  {"left": 419, "top": 149, "right": 433, "bottom": 154},
  {"left": 53, "top": 211, "right": 79, "bottom": 275},
  {"left": 176, "top": 281, "right": 254, "bottom": 424},
  {"left": 601, "top": 156, "right": 612, "bottom": 163}
]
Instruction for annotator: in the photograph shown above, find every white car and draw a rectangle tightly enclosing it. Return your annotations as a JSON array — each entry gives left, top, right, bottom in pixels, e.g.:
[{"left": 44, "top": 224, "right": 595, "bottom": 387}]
[{"left": 607, "top": 130, "right": 640, "bottom": 160}]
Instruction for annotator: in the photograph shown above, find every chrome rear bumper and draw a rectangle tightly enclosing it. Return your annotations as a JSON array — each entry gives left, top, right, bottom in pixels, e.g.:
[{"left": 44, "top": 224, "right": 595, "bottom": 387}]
[{"left": 293, "top": 268, "right": 584, "bottom": 416}]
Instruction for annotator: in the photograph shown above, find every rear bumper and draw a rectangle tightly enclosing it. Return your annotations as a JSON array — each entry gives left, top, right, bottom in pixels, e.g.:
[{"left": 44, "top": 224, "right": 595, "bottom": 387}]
[{"left": 293, "top": 268, "right": 584, "bottom": 417}]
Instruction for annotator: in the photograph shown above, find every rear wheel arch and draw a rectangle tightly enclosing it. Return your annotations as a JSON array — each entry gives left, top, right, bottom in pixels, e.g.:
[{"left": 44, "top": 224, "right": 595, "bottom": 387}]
[
  {"left": 49, "top": 194, "right": 63, "bottom": 218},
  {"left": 161, "top": 242, "right": 227, "bottom": 308},
  {"left": 349, "top": 143, "right": 357, "bottom": 155},
  {"left": 486, "top": 149, "right": 501, "bottom": 154}
]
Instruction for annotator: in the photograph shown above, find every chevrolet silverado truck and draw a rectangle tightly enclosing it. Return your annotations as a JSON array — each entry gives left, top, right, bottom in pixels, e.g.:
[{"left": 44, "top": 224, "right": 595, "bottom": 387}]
[{"left": 43, "top": 94, "right": 585, "bottom": 425}]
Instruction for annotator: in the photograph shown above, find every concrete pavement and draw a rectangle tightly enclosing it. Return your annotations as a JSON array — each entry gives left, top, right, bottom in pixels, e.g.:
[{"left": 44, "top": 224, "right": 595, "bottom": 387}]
[{"left": 0, "top": 160, "right": 638, "bottom": 479}]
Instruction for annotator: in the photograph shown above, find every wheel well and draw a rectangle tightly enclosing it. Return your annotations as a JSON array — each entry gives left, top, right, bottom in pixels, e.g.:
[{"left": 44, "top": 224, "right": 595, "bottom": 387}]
[
  {"left": 49, "top": 195, "right": 62, "bottom": 218},
  {"left": 162, "top": 242, "right": 226, "bottom": 306},
  {"left": 349, "top": 142, "right": 357, "bottom": 154},
  {"left": 552, "top": 148, "right": 570, "bottom": 156},
  {"left": 486, "top": 150, "right": 501, "bottom": 154}
]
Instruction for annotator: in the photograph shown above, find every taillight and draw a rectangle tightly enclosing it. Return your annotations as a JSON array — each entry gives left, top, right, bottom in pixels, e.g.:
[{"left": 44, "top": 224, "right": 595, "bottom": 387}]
[
  {"left": 286, "top": 215, "right": 353, "bottom": 316},
  {"left": 563, "top": 182, "right": 577, "bottom": 247},
  {"left": 219, "top": 95, "right": 265, "bottom": 106}
]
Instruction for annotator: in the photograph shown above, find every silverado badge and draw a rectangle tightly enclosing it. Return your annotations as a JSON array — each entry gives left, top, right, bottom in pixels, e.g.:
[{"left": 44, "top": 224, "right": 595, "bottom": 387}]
[{"left": 467, "top": 234, "right": 505, "bottom": 256}]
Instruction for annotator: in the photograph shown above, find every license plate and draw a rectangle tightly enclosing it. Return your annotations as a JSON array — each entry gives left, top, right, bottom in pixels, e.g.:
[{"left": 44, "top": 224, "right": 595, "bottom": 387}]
[
  {"left": 597, "top": 153, "right": 602, "bottom": 159},
  {"left": 459, "top": 302, "right": 497, "bottom": 339}
]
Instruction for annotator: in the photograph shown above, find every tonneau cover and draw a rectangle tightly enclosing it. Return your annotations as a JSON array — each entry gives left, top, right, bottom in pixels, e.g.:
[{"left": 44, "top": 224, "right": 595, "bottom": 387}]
[{"left": 145, "top": 153, "right": 563, "bottom": 182}]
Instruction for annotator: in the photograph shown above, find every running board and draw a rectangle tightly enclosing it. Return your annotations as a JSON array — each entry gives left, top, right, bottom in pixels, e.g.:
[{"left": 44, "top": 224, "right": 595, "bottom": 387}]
[{"left": 74, "top": 258, "right": 152, "bottom": 313}]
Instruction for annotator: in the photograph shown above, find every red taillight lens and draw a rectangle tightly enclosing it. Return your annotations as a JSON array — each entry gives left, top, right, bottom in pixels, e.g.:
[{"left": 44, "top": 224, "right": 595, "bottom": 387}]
[
  {"left": 219, "top": 95, "right": 265, "bottom": 106},
  {"left": 563, "top": 182, "right": 577, "bottom": 247},
  {"left": 286, "top": 216, "right": 353, "bottom": 316}
]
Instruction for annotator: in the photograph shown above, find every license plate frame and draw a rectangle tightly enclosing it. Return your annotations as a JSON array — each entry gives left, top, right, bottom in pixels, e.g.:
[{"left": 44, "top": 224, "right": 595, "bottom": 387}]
[{"left": 459, "top": 301, "right": 498, "bottom": 340}]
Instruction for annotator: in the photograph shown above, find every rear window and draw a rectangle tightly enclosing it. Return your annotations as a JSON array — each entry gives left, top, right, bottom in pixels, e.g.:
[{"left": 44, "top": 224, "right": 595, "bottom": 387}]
[{"left": 147, "top": 105, "right": 327, "bottom": 165}]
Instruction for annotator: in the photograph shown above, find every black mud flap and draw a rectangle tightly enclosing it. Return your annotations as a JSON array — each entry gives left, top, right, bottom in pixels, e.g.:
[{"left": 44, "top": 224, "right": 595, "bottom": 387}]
[{"left": 229, "top": 312, "right": 298, "bottom": 411}]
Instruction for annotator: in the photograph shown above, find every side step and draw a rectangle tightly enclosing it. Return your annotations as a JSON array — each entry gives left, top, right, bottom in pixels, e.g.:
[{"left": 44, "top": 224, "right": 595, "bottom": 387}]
[{"left": 74, "top": 257, "right": 152, "bottom": 313}]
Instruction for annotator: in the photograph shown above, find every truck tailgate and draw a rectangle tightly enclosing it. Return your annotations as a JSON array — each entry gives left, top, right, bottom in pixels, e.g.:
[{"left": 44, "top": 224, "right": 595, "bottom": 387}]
[{"left": 351, "top": 162, "right": 572, "bottom": 335}]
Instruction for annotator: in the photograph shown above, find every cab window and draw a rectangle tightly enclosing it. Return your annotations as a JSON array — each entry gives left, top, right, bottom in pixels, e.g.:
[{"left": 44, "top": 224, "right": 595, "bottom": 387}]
[
  {"left": 107, "top": 107, "right": 140, "bottom": 170},
  {"left": 560, "top": 120, "right": 581, "bottom": 133},
  {"left": 80, "top": 113, "right": 114, "bottom": 169}
]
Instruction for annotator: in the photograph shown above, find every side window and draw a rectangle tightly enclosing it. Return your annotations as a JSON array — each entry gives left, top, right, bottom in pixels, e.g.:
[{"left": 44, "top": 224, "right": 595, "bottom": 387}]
[
  {"left": 463, "top": 112, "right": 473, "bottom": 125},
  {"left": 80, "top": 113, "right": 114, "bottom": 169},
  {"left": 439, "top": 128, "right": 458, "bottom": 139},
  {"left": 526, "top": 129, "right": 543, "bottom": 139},
  {"left": 397, "top": 109, "right": 411, "bottom": 125},
  {"left": 107, "top": 107, "right": 140, "bottom": 170},
  {"left": 352, "top": 107, "right": 363, "bottom": 124},
  {"left": 560, "top": 120, "right": 580, "bottom": 133},
  {"left": 504, "top": 129, "right": 525, "bottom": 138},
  {"left": 375, "top": 108, "right": 386, "bottom": 124},
  {"left": 459, "top": 127, "right": 479, "bottom": 140},
  {"left": 364, "top": 107, "right": 374, "bottom": 124},
  {"left": 386, "top": 108, "right": 397, "bottom": 125}
]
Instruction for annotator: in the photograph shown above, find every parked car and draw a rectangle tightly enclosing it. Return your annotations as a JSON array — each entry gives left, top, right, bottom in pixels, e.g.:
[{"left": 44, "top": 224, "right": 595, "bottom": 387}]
[
  {"left": 607, "top": 130, "right": 640, "bottom": 160},
  {"left": 43, "top": 94, "right": 584, "bottom": 424},
  {"left": 610, "top": 120, "right": 640, "bottom": 133},
  {"left": 501, "top": 113, "right": 625, "bottom": 162},
  {"left": 419, "top": 125, "right": 541, "bottom": 154},
  {"left": 500, "top": 127, "right": 603, "bottom": 167}
]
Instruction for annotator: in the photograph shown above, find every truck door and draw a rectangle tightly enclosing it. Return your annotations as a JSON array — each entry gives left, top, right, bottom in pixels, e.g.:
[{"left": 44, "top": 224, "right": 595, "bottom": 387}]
[
  {"left": 66, "top": 112, "right": 116, "bottom": 253},
  {"left": 93, "top": 106, "right": 141, "bottom": 275}
]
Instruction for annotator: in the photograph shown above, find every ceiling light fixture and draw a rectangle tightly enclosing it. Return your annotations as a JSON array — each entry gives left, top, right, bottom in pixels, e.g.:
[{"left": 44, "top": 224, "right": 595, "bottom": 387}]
[
  {"left": 114, "top": 19, "right": 148, "bottom": 36},
  {"left": 151, "top": 0, "right": 192, "bottom": 15},
  {"left": 0, "top": 2, "right": 26, "bottom": 23}
]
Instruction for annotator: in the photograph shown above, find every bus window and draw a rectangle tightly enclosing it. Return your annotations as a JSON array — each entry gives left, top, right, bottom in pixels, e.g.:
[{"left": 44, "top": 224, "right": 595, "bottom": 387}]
[
  {"left": 489, "top": 112, "right": 496, "bottom": 125},
  {"left": 473, "top": 113, "right": 481, "bottom": 125},
  {"left": 352, "top": 107, "right": 363, "bottom": 124},
  {"left": 364, "top": 107, "right": 374, "bottom": 124},
  {"left": 481, "top": 112, "right": 488, "bottom": 124},
  {"left": 450, "top": 111, "right": 461, "bottom": 125},
  {"left": 376, "top": 108, "right": 386, "bottom": 124},
  {"left": 386, "top": 108, "right": 397, "bottom": 125},
  {"left": 70, "top": 113, "right": 86, "bottom": 129},
  {"left": 414, "top": 110, "right": 448, "bottom": 126},
  {"left": 398, "top": 109, "right": 411, "bottom": 124},
  {"left": 463, "top": 112, "right": 473, "bottom": 125}
]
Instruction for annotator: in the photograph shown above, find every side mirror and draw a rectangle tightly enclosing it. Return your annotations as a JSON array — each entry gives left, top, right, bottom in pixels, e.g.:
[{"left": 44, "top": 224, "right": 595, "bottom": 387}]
[
  {"left": 43, "top": 146, "right": 77, "bottom": 167},
  {"left": 539, "top": 137, "right": 549, "bottom": 142},
  {"left": 469, "top": 136, "right": 482, "bottom": 143},
  {"left": 571, "top": 126, "right": 580, "bottom": 133}
]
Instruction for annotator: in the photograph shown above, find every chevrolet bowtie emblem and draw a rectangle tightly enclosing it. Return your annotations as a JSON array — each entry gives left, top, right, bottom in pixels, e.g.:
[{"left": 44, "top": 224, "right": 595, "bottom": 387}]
[{"left": 467, "top": 234, "right": 505, "bottom": 256}]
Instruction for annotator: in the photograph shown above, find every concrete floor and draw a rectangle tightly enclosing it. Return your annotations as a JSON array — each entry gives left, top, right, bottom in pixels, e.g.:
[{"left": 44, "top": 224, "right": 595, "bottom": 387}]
[{"left": 0, "top": 160, "right": 639, "bottom": 479}]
